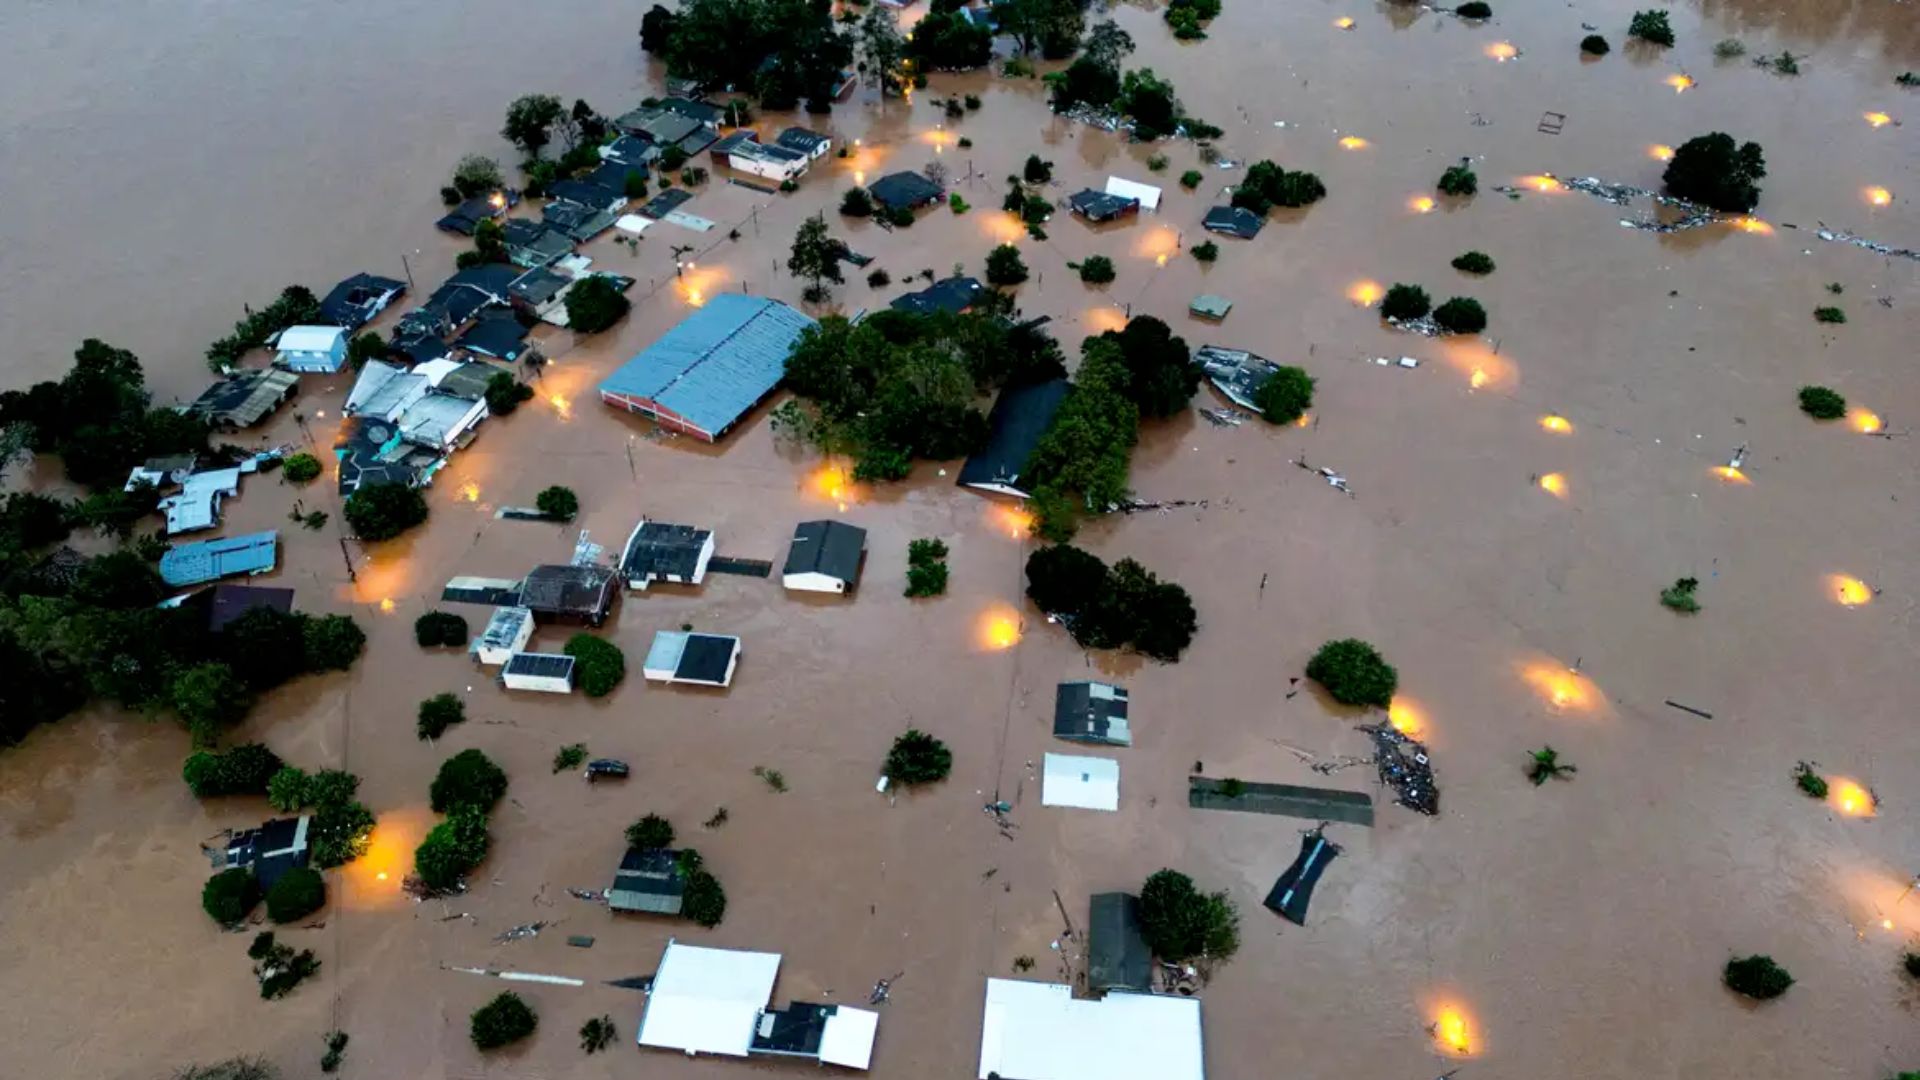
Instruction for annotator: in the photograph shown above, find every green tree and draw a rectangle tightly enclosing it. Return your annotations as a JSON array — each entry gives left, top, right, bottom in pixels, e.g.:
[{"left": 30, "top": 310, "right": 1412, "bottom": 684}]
[
  {"left": 282, "top": 453, "right": 322, "bottom": 484},
  {"left": 1437, "top": 163, "right": 1478, "bottom": 196},
  {"left": 580, "top": 1016, "right": 618, "bottom": 1053},
  {"left": 626, "top": 813, "right": 675, "bottom": 850},
  {"left": 1306, "top": 638, "right": 1398, "bottom": 707},
  {"left": 985, "top": 244, "right": 1029, "bottom": 286},
  {"left": 1455, "top": 1, "right": 1491, "bottom": 16},
  {"left": 485, "top": 371, "right": 534, "bottom": 415},
  {"left": 1628, "top": 9, "right": 1674, "bottom": 46},
  {"left": 470, "top": 991, "right": 538, "bottom": 1050},
  {"left": 1432, "top": 297, "right": 1487, "bottom": 334},
  {"left": 639, "top": 3, "right": 678, "bottom": 53},
  {"left": 1580, "top": 33, "right": 1610, "bottom": 54},
  {"left": 1048, "top": 56, "right": 1123, "bottom": 111},
  {"left": 183, "top": 743, "right": 284, "bottom": 797},
  {"left": 503, "top": 94, "right": 566, "bottom": 158},
  {"left": 267, "top": 766, "right": 311, "bottom": 812},
  {"left": 416, "top": 804, "right": 492, "bottom": 890},
  {"left": 1798, "top": 385, "right": 1846, "bottom": 419},
  {"left": 471, "top": 218, "right": 508, "bottom": 265},
  {"left": 1138, "top": 869, "right": 1240, "bottom": 961},
  {"left": 1076, "top": 255, "right": 1116, "bottom": 284},
  {"left": 203, "top": 868, "right": 261, "bottom": 925},
  {"left": 1663, "top": 132, "right": 1766, "bottom": 212},
  {"left": 308, "top": 795, "right": 375, "bottom": 869},
  {"left": 343, "top": 481, "right": 427, "bottom": 541},
  {"left": 564, "top": 633, "right": 626, "bottom": 697},
  {"left": 1451, "top": 251, "right": 1495, "bottom": 274},
  {"left": 840, "top": 187, "right": 874, "bottom": 217},
  {"left": 173, "top": 662, "right": 255, "bottom": 747},
  {"left": 414, "top": 611, "right": 469, "bottom": 648},
  {"left": 884, "top": 728, "right": 953, "bottom": 784},
  {"left": 1115, "top": 68, "right": 1181, "bottom": 139},
  {"left": 1251, "top": 365, "right": 1314, "bottom": 425},
  {"left": 565, "top": 275, "right": 632, "bottom": 333},
  {"left": 1723, "top": 955, "right": 1793, "bottom": 999},
  {"left": 303, "top": 614, "right": 366, "bottom": 671},
  {"left": 1527, "top": 746, "right": 1578, "bottom": 785},
  {"left": 1661, "top": 576, "right": 1701, "bottom": 613},
  {"left": 1231, "top": 161, "right": 1327, "bottom": 214},
  {"left": 1095, "top": 316, "right": 1199, "bottom": 418},
  {"left": 535, "top": 486, "right": 579, "bottom": 520},
  {"left": 417, "top": 693, "right": 466, "bottom": 740},
  {"left": 904, "top": 537, "right": 951, "bottom": 597},
  {"left": 1102, "top": 557, "right": 1198, "bottom": 661},
  {"left": 683, "top": 868, "right": 728, "bottom": 927},
  {"left": 266, "top": 865, "right": 327, "bottom": 923},
  {"left": 431, "top": 749, "right": 509, "bottom": 814},
  {"left": 789, "top": 213, "right": 846, "bottom": 303},
  {"left": 1191, "top": 240, "right": 1219, "bottom": 262},
  {"left": 1380, "top": 283, "right": 1431, "bottom": 321},
  {"left": 859, "top": 6, "right": 906, "bottom": 93},
  {"left": 1083, "top": 18, "right": 1135, "bottom": 69},
  {"left": 906, "top": 10, "right": 992, "bottom": 69},
  {"left": 452, "top": 155, "right": 505, "bottom": 198}
]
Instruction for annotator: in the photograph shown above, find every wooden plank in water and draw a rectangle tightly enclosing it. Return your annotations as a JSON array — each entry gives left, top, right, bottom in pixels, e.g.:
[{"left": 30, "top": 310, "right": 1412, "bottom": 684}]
[{"left": 1188, "top": 777, "right": 1374, "bottom": 826}]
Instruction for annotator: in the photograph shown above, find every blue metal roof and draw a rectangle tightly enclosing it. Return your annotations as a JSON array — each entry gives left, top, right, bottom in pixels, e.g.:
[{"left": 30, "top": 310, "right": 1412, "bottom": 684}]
[
  {"left": 159, "top": 530, "right": 280, "bottom": 587},
  {"left": 598, "top": 294, "right": 816, "bottom": 437}
]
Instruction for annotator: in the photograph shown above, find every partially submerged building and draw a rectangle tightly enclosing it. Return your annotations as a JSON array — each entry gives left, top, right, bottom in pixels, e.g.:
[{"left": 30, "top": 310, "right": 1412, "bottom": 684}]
[
  {"left": 1053, "top": 681, "right": 1131, "bottom": 746},
  {"left": 272, "top": 325, "right": 348, "bottom": 373},
  {"left": 636, "top": 941, "right": 879, "bottom": 1069},
  {"left": 889, "top": 276, "right": 983, "bottom": 316},
  {"left": 1196, "top": 345, "right": 1282, "bottom": 412},
  {"left": 710, "top": 131, "right": 811, "bottom": 182},
  {"left": 223, "top": 815, "right": 312, "bottom": 890},
  {"left": 868, "top": 171, "right": 943, "bottom": 213},
  {"left": 186, "top": 368, "right": 300, "bottom": 430},
  {"left": 781, "top": 519, "right": 866, "bottom": 594},
  {"left": 977, "top": 978, "right": 1203, "bottom": 1080},
  {"left": 190, "top": 583, "right": 296, "bottom": 633},
  {"left": 471, "top": 606, "right": 534, "bottom": 665},
  {"left": 620, "top": 519, "right": 715, "bottom": 590},
  {"left": 956, "top": 379, "right": 1069, "bottom": 498},
  {"left": 644, "top": 630, "right": 741, "bottom": 687},
  {"left": 436, "top": 191, "right": 517, "bottom": 236},
  {"left": 398, "top": 264, "right": 517, "bottom": 338},
  {"left": 1086, "top": 893, "right": 1152, "bottom": 993},
  {"left": 455, "top": 310, "right": 530, "bottom": 362},
  {"left": 1067, "top": 189, "right": 1141, "bottom": 223},
  {"left": 608, "top": 847, "right": 688, "bottom": 915},
  {"left": 319, "top": 272, "right": 406, "bottom": 330},
  {"left": 519, "top": 564, "right": 618, "bottom": 626},
  {"left": 1041, "top": 753, "right": 1120, "bottom": 812},
  {"left": 157, "top": 467, "right": 243, "bottom": 534},
  {"left": 160, "top": 531, "right": 278, "bottom": 588},
  {"left": 500, "top": 218, "right": 575, "bottom": 269},
  {"left": 1188, "top": 294, "right": 1232, "bottom": 321},
  {"left": 1103, "top": 176, "right": 1162, "bottom": 212},
  {"left": 1201, "top": 205, "right": 1263, "bottom": 240},
  {"left": 613, "top": 105, "right": 719, "bottom": 156},
  {"left": 501, "top": 652, "right": 576, "bottom": 693},
  {"left": 774, "top": 127, "right": 832, "bottom": 160},
  {"left": 334, "top": 416, "right": 447, "bottom": 493},
  {"left": 598, "top": 294, "right": 815, "bottom": 442}
]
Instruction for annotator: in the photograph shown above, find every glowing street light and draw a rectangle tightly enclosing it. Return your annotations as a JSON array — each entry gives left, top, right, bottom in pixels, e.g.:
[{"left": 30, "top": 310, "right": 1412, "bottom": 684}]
[
  {"left": 1485, "top": 41, "right": 1517, "bottom": 61},
  {"left": 1518, "top": 174, "right": 1563, "bottom": 193},
  {"left": 1831, "top": 575, "right": 1872, "bottom": 607},
  {"left": 1848, "top": 406, "right": 1883, "bottom": 433},
  {"left": 1831, "top": 778, "right": 1876, "bottom": 817},
  {"left": 1539, "top": 414, "right": 1572, "bottom": 434},
  {"left": 1712, "top": 465, "right": 1751, "bottom": 485},
  {"left": 1866, "top": 186, "right": 1893, "bottom": 207},
  {"left": 1537, "top": 472, "right": 1567, "bottom": 497},
  {"left": 1649, "top": 144, "right": 1675, "bottom": 161},
  {"left": 1339, "top": 135, "right": 1369, "bottom": 150},
  {"left": 1348, "top": 280, "right": 1383, "bottom": 306},
  {"left": 1666, "top": 73, "right": 1695, "bottom": 93},
  {"left": 1732, "top": 216, "right": 1773, "bottom": 234},
  {"left": 1432, "top": 1006, "right": 1476, "bottom": 1056},
  {"left": 1409, "top": 195, "right": 1436, "bottom": 214},
  {"left": 1387, "top": 698, "right": 1427, "bottom": 737},
  {"left": 980, "top": 607, "right": 1022, "bottom": 651},
  {"left": 1334, "top": 16, "right": 1355, "bottom": 29},
  {"left": 1865, "top": 111, "right": 1893, "bottom": 128}
]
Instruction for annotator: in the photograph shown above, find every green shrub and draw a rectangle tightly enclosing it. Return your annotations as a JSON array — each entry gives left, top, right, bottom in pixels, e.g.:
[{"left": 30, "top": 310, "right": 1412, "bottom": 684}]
[
  {"left": 884, "top": 728, "right": 953, "bottom": 784},
  {"left": 683, "top": 869, "right": 728, "bottom": 926},
  {"left": 343, "top": 481, "right": 427, "bottom": 541},
  {"left": 1723, "top": 955, "right": 1793, "bottom": 999},
  {"left": 1452, "top": 251, "right": 1495, "bottom": 274},
  {"left": 1713, "top": 38, "right": 1747, "bottom": 59},
  {"left": 183, "top": 743, "right": 285, "bottom": 798},
  {"left": 552, "top": 743, "right": 587, "bottom": 773},
  {"left": 1793, "top": 761, "right": 1828, "bottom": 799},
  {"left": 1660, "top": 577, "right": 1701, "bottom": 613},
  {"left": 470, "top": 991, "right": 538, "bottom": 1050},
  {"left": 1024, "top": 154, "right": 1053, "bottom": 183},
  {"left": 950, "top": 192, "right": 970, "bottom": 214},
  {"left": 986, "top": 244, "right": 1029, "bottom": 286},
  {"left": 266, "top": 866, "right": 327, "bottom": 923},
  {"left": 1380, "top": 283, "right": 1431, "bottom": 321},
  {"left": 1433, "top": 297, "right": 1488, "bottom": 334},
  {"left": 580, "top": 1016, "right": 617, "bottom": 1054},
  {"left": 413, "top": 611, "right": 469, "bottom": 648},
  {"left": 626, "top": 813, "right": 675, "bottom": 851},
  {"left": 282, "top": 453, "right": 322, "bottom": 484},
  {"left": 415, "top": 804, "right": 491, "bottom": 891},
  {"left": 173, "top": 662, "right": 256, "bottom": 747},
  {"left": 564, "top": 633, "right": 626, "bottom": 698},
  {"left": 1218, "top": 777, "right": 1246, "bottom": 798},
  {"left": 887, "top": 204, "right": 916, "bottom": 227},
  {"left": 1252, "top": 365, "right": 1315, "bottom": 425},
  {"left": 1077, "top": 255, "right": 1116, "bottom": 284},
  {"left": 320, "top": 1030, "right": 349, "bottom": 1073},
  {"left": 866, "top": 269, "right": 891, "bottom": 288},
  {"left": 905, "top": 537, "right": 951, "bottom": 597},
  {"left": 840, "top": 187, "right": 874, "bottom": 217},
  {"left": 203, "top": 868, "right": 261, "bottom": 924},
  {"left": 535, "top": 485, "right": 579, "bottom": 519},
  {"left": 1813, "top": 306, "right": 1846, "bottom": 325},
  {"left": 1663, "top": 132, "right": 1767, "bottom": 213},
  {"left": 1904, "top": 952, "right": 1920, "bottom": 979},
  {"left": 485, "top": 371, "right": 534, "bottom": 416},
  {"left": 1231, "top": 160, "right": 1327, "bottom": 214},
  {"left": 417, "top": 693, "right": 465, "bottom": 740},
  {"left": 1306, "top": 638, "right": 1398, "bottom": 707},
  {"left": 430, "top": 748, "right": 508, "bottom": 814},
  {"left": 1147, "top": 154, "right": 1169, "bottom": 172},
  {"left": 1580, "top": 34, "right": 1610, "bottom": 55},
  {"left": 1798, "top": 385, "right": 1846, "bottom": 419},
  {"left": 303, "top": 614, "right": 365, "bottom": 672},
  {"left": 267, "top": 766, "right": 310, "bottom": 812},
  {"left": 564, "top": 275, "right": 631, "bottom": 334},
  {"left": 1437, "top": 164, "right": 1478, "bottom": 197},
  {"left": 1024, "top": 546, "right": 1198, "bottom": 661},
  {"left": 1138, "top": 869, "right": 1240, "bottom": 961},
  {"left": 1179, "top": 169, "right": 1203, "bottom": 189},
  {"left": 1628, "top": 9, "right": 1673, "bottom": 46},
  {"left": 1454, "top": 1, "right": 1491, "bottom": 16}
]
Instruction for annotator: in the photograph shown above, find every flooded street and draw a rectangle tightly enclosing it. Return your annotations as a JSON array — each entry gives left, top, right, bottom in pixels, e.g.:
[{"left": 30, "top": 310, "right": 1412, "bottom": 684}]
[{"left": 4, "top": 0, "right": 1920, "bottom": 1077}]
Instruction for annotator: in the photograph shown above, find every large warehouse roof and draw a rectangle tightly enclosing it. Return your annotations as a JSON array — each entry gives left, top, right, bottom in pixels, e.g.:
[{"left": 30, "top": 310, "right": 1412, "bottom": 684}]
[{"left": 598, "top": 294, "right": 815, "bottom": 439}]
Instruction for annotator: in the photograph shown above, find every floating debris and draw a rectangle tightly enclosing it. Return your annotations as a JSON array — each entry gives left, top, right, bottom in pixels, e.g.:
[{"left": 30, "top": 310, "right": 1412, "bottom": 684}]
[
  {"left": 1371, "top": 356, "right": 1422, "bottom": 369},
  {"left": 1815, "top": 224, "right": 1920, "bottom": 262},
  {"left": 566, "top": 887, "right": 605, "bottom": 902},
  {"left": 494, "top": 921, "right": 551, "bottom": 944},
  {"left": 1360, "top": 722, "right": 1439, "bottom": 815},
  {"left": 1385, "top": 314, "right": 1442, "bottom": 336},
  {"left": 1199, "top": 407, "right": 1248, "bottom": 427}
]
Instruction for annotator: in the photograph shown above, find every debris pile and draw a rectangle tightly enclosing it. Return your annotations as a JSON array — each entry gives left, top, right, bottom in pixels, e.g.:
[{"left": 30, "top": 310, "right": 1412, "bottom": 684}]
[
  {"left": 1361, "top": 722, "right": 1439, "bottom": 815},
  {"left": 1816, "top": 226, "right": 1920, "bottom": 263}
]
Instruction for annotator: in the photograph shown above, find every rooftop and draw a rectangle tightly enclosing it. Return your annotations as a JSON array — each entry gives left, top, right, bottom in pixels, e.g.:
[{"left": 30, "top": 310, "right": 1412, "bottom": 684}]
[
  {"left": 622, "top": 521, "right": 713, "bottom": 582},
  {"left": 186, "top": 368, "right": 300, "bottom": 429},
  {"left": 1068, "top": 189, "right": 1141, "bottom": 221},
  {"left": 1041, "top": 752, "right": 1120, "bottom": 812},
  {"left": 1053, "top": 681, "right": 1131, "bottom": 746},
  {"left": 889, "top": 276, "right": 983, "bottom": 316},
  {"left": 751, "top": 1002, "right": 880, "bottom": 1069},
  {"left": 1202, "top": 205, "right": 1263, "bottom": 239},
  {"left": 956, "top": 379, "right": 1070, "bottom": 497},
  {"left": 1103, "top": 176, "right": 1162, "bottom": 212},
  {"left": 645, "top": 630, "right": 741, "bottom": 685},
  {"left": 1196, "top": 345, "right": 1282, "bottom": 412},
  {"left": 519, "top": 564, "right": 617, "bottom": 620},
  {"left": 774, "top": 127, "right": 831, "bottom": 154},
  {"left": 319, "top": 272, "right": 406, "bottom": 329},
  {"left": 978, "top": 979, "right": 1203, "bottom": 1080},
  {"left": 637, "top": 941, "right": 782, "bottom": 1058},
  {"left": 597, "top": 294, "right": 816, "bottom": 439},
  {"left": 783, "top": 519, "right": 866, "bottom": 584},
  {"left": 472, "top": 606, "right": 533, "bottom": 655},
  {"left": 201, "top": 584, "right": 296, "bottom": 633},
  {"left": 274, "top": 325, "right": 345, "bottom": 354},
  {"left": 868, "top": 171, "right": 943, "bottom": 211},
  {"left": 1087, "top": 893, "right": 1152, "bottom": 992},
  {"left": 455, "top": 310, "right": 529, "bottom": 360},
  {"left": 609, "top": 847, "right": 687, "bottom": 915},
  {"left": 396, "top": 392, "right": 484, "bottom": 448},
  {"left": 159, "top": 531, "right": 278, "bottom": 587},
  {"left": 504, "top": 651, "right": 576, "bottom": 680}
]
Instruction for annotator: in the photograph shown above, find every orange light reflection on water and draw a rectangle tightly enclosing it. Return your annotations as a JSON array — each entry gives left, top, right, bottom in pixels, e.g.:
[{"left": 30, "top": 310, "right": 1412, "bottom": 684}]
[
  {"left": 1347, "top": 280, "right": 1383, "bottom": 306},
  {"left": 1485, "top": 41, "right": 1517, "bottom": 61},
  {"left": 1830, "top": 778, "right": 1876, "bottom": 818},
  {"left": 1537, "top": 472, "right": 1567, "bottom": 497},
  {"left": 1519, "top": 174, "right": 1563, "bottom": 192},
  {"left": 1540, "top": 414, "right": 1572, "bottom": 434},
  {"left": 1831, "top": 575, "right": 1872, "bottom": 607},
  {"left": 1666, "top": 73, "right": 1695, "bottom": 92},
  {"left": 990, "top": 503, "right": 1035, "bottom": 539},
  {"left": 1430, "top": 1002, "right": 1478, "bottom": 1057},
  {"left": 1339, "top": 135, "right": 1369, "bottom": 150},
  {"left": 1522, "top": 661, "right": 1599, "bottom": 713},
  {"left": 1387, "top": 698, "right": 1427, "bottom": 738},
  {"left": 1712, "top": 465, "right": 1751, "bottom": 485},
  {"left": 1866, "top": 186, "right": 1893, "bottom": 207},
  {"left": 1649, "top": 144, "right": 1675, "bottom": 161},
  {"left": 1732, "top": 216, "right": 1773, "bottom": 235},
  {"left": 340, "top": 806, "right": 433, "bottom": 910},
  {"left": 1409, "top": 195, "right": 1436, "bottom": 214},
  {"left": 808, "top": 460, "right": 859, "bottom": 510},
  {"left": 1865, "top": 111, "right": 1893, "bottom": 128},
  {"left": 1847, "top": 406, "right": 1882, "bottom": 433},
  {"left": 980, "top": 606, "right": 1022, "bottom": 651}
]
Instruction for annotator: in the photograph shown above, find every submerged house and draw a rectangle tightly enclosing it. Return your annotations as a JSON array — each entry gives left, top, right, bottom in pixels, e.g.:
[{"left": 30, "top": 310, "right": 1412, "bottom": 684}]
[
  {"left": 868, "top": 171, "right": 943, "bottom": 213},
  {"left": 186, "top": 583, "right": 296, "bottom": 633},
  {"left": 1201, "top": 205, "right": 1263, "bottom": 240},
  {"left": 436, "top": 191, "right": 517, "bottom": 236},
  {"left": 501, "top": 652, "right": 576, "bottom": 693},
  {"left": 643, "top": 630, "right": 742, "bottom": 687},
  {"left": 542, "top": 199, "right": 620, "bottom": 244},
  {"left": 597, "top": 294, "right": 815, "bottom": 442},
  {"left": 157, "top": 467, "right": 243, "bottom": 535},
  {"left": 455, "top": 310, "right": 530, "bottom": 362},
  {"left": 1196, "top": 345, "right": 1282, "bottom": 412},
  {"left": 889, "top": 276, "right": 983, "bottom": 316},
  {"left": 223, "top": 815, "right": 311, "bottom": 890},
  {"left": 710, "top": 131, "right": 811, "bottom": 182},
  {"left": 1053, "top": 681, "right": 1131, "bottom": 746},
  {"left": 620, "top": 520, "right": 715, "bottom": 591},
  {"left": 334, "top": 415, "right": 446, "bottom": 493},
  {"left": 956, "top": 379, "right": 1070, "bottom": 499},
  {"left": 470, "top": 606, "right": 534, "bottom": 665},
  {"left": 318, "top": 272, "right": 406, "bottom": 330},
  {"left": 1103, "top": 176, "right": 1162, "bottom": 212},
  {"left": 272, "top": 325, "right": 348, "bottom": 373},
  {"left": 186, "top": 368, "right": 300, "bottom": 430},
  {"left": 781, "top": 519, "right": 866, "bottom": 594},
  {"left": 1086, "top": 893, "right": 1152, "bottom": 993},
  {"left": 977, "top": 978, "right": 1203, "bottom": 1080},
  {"left": 1041, "top": 752, "right": 1120, "bottom": 812},
  {"left": 608, "top": 847, "right": 688, "bottom": 915},
  {"left": 160, "top": 531, "right": 278, "bottom": 588},
  {"left": 774, "top": 126, "right": 832, "bottom": 160},
  {"left": 397, "top": 264, "right": 517, "bottom": 338},
  {"left": 636, "top": 941, "right": 879, "bottom": 1069},
  {"left": 500, "top": 218, "right": 575, "bottom": 269},
  {"left": 1067, "top": 189, "right": 1141, "bottom": 224},
  {"left": 519, "top": 564, "right": 618, "bottom": 626}
]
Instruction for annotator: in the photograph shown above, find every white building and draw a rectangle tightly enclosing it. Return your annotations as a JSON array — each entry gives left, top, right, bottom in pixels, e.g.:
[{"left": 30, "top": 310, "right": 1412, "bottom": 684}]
[
  {"left": 621, "top": 520, "right": 715, "bottom": 591},
  {"left": 637, "top": 940, "right": 879, "bottom": 1069},
  {"left": 1041, "top": 753, "right": 1120, "bottom": 812},
  {"left": 643, "top": 631, "right": 741, "bottom": 687},
  {"left": 344, "top": 360, "right": 430, "bottom": 421},
  {"left": 471, "top": 606, "right": 534, "bottom": 665},
  {"left": 712, "top": 132, "right": 811, "bottom": 183},
  {"left": 977, "top": 978, "right": 1203, "bottom": 1080},
  {"left": 781, "top": 519, "right": 866, "bottom": 594},
  {"left": 273, "top": 325, "right": 349, "bottom": 373},
  {"left": 157, "top": 467, "right": 242, "bottom": 534},
  {"left": 1103, "top": 176, "right": 1163, "bottom": 213},
  {"left": 501, "top": 652, "right": 576, "bottom": 693},
  {"left": 397, "top": 392, "right": 488, "bottom": 452}
]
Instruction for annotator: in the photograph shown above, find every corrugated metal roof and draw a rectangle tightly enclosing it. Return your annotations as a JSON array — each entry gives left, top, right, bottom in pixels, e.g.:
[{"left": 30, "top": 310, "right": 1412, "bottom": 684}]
[
  {"left": 159, "top": 531, "right": 279, "bottom": 587},
  {"left": 598, "top": 295, "right": 815, "bottom": 437}
]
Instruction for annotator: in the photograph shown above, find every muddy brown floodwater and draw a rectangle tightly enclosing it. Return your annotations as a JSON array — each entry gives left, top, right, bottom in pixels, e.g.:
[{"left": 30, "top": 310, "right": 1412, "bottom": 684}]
[{"left": 4, "top": 0, "right": 1920, "bottom": 1077}]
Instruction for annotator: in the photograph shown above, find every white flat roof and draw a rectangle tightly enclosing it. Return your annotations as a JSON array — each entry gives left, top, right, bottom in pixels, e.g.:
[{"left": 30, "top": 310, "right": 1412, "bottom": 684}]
[
  {"left": 1104, "top": 177, "right": 1162, "bottom": 212},
  {"left": 819, "top": 1006, "right": 880, "bottom": 1069},
  {"left": 978, "top": 979, "right": 1203, "bottom": 1080},
  {"left": 1042, "top": 753, "right": 1120, "bottom": 811},
  {"left": 638, "top": 941, "right": 782, "bottom": 1057},
  {"left": 275, "top": 325, "right": 345, "bottom": 353}
]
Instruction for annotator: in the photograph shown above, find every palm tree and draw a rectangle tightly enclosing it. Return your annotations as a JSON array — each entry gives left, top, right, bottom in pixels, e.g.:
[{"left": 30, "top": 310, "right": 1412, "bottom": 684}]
[{"left": 1528, "top": 746, "right": 1577, "bottom": 786}]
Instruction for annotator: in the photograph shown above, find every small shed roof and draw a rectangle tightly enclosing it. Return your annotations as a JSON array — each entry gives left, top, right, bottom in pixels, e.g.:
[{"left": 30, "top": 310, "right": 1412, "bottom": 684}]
[
  {"left": 1103, "top": 177, "right": 1162, "bottom": 212},
  {"left": 598, "top": 295, "right": 815, "bottom": 439},
  {"left": 160, "top": 531, "right": 278, "bottom": 587},
  {"left": 1053, "top": 681, "right": 1131, "bottom": 745},
  {"left": 187, "top": 369, "right": 300, "bottom": 428},
  {"left": 1041, "top": 753, "right": 1120, "bottom": 811},
  {"left": 609, "top": 847, "right": 687, "bottom": 914},
  {"left": 1087, "top": 893, "right": 1152, "bottom": 991},
  {"left": 775, "top": 127, "right": 830, "bottom": 154},
  {"left": 889, "top": 276, "right": 983, "bottom": 316},
  {"left": 646, "top": 631, "right": 740, "bottom": 684},
  {"left": 275, "top": 325, "right": 346, "bottom": 354},
  {"left": 1068, "top": 189, "right": 1140, "bottom": 221},
  {"left": 519, "top": 564, "right": 617, "bottom": 619},
  {"left": 1202, "top": 205, "right": 1263, "bottom": 239},
  {"left": 473, "top": 606, "right": 533, "bottom": 655},
  {"left": 868, "top": 171, "right": 943, "bottom": 211},
  {"left": 638, "top": 941, "right": 783, "bottom": 1057},
  {"left": 504, "top": 651, "right": 576, "bottom": 680},
  {"left": 783, "top": 520, "right": 866, "bottom": 584},
  {"left": 1190, "top": 294, "right": 1232, "bottom": 319}
]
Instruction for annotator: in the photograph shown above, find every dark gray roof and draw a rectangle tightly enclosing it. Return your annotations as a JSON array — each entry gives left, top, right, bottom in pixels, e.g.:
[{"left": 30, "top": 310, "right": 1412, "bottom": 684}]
[
  {"left": 504, "top": 652, "right": 576, "bottom": 680},
  {"left": 868, "top": 171, "right": 943, "bottom": 211},
  {"left": 1068, "top": 189, "right": 1140, "bottom": 222},
  {"left": 501, "top": 219, "right": 574, "bottom": 268},
  {"left": 390, "top": 332, "right": 451, "bottom": 366},
  {"left": 1053, "top": 681, "right": 1131, "bottom": 745},
  {"left": 319, "top": 273, "right": 406, "bottom": 329},
  {"left": 509, "top": 267, "right": 570, "bottom": 308},
  {"left": 775, "top": 127, "right": 830, "bottom": 154},
  {"left": 658, "top": 96, "right": 722, "bottom": 125},
  {"left": 541, "top": 201, "right": 619, "bottom": 242},
  {"left": 225, "top": 816, "right": 310, "bottom": 891},
  {"left": 186, "top": 368, "right": 300, "bottom": 429},
  {"left": 889, "top": 276, "right": 983, "bottom": 316},
  {"left": 203, "top": 584, "right": 296, "bottom": 632},
  {"left": 603, "top": 135, "right": 660, "bottom": 166},
  {"left": 956, "top": 379, "right": 1070, "bottom": 496},
  {"left": 519, "top": 564, "right": 617, "bottom": 620},
  {"left": 711, "top": 130, "right": 757, "bottom": 155},
  {"left": 435, "top": 361, "right": 505, "bottom": 401},
  {"left": 1088, "top": 892, "right": 1152, "bottom": 991},
  {"left": 456, "top": 310, "right": 530, "bottom": 361},
  {"left": 608, "top": 847, "right": 687, "bottom": 914},
  {"left": 585, "top": 161, "right": 649, "bottom": 199},
  {"left": 597, "top": 295, "right": 815, "bottom": 439},
  {"left": 436, "top": 192, "right": 517, "bottom": 236},
  {"left": 783, "top": 520, "right": 866, "bottom": 584},
  {"left": 622, "top": 521, "right": 712, "bottom": 581},
  {"left": 333, "top": 416, "right": 440, "bottom": 494},
  {"left": 638, "top": 188, "right": 694, "bottom": 220},
  {"left": 1203, "top": 205, "right": 1264, "bottom": 239},
  {"left": 677, "top": 633, "right": 737, "bottom": 683},
  {"left": 548, "top": 178, "right": 624, "bottom": 211},
  {"left": 750, "top": 1002, "right": 837, "bottom": 1057}
]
